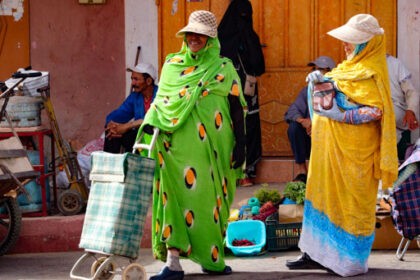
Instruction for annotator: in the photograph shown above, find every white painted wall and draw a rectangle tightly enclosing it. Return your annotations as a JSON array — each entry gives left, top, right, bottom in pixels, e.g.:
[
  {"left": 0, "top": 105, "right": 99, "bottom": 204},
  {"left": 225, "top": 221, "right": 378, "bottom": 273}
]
[
  {"left": 125, "top": 0, "right": 159, "bottom": 95},
  {"left": 398, "top": 0, "right": 419, "bottom": 90},
  {"left": 398, "top": 0, "right": 420, "bottom": 141}
]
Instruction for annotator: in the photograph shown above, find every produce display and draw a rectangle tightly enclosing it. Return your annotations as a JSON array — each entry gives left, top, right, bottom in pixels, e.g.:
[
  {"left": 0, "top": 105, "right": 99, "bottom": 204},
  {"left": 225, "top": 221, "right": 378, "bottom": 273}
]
[
  {"left": 253, "top": 187, "right": 283, "bottom": 205},
  {"left": 283, "top": 181, "right": 306, "bottom": 204}
]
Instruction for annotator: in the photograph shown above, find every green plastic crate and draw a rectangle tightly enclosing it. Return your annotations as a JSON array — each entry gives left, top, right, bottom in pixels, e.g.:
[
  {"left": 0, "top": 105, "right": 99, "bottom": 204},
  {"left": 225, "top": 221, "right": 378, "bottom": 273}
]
[{"left": 265, "top": 213, "right": 302, "bottom": 251}]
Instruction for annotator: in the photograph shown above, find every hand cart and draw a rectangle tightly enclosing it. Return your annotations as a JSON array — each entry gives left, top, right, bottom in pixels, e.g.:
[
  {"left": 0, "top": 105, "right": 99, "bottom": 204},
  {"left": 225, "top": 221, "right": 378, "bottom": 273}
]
[
  {"left": 70, "top": 128, "right": 159, "bottom": 280},
  {"left": 36, "top": 85, "right": 89, "bottom": 216},
  {"left": 0, "top": 69, "right": 42, "bottom": 255},
  {"left": 389, "top": 143, "right": 420, "bottom": 260}
]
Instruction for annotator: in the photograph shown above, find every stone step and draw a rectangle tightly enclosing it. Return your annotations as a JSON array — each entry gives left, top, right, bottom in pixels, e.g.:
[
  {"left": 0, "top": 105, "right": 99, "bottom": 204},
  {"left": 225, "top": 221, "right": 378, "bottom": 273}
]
[{"left": 254, "top": 157, "right": 301, "bottom": 184}]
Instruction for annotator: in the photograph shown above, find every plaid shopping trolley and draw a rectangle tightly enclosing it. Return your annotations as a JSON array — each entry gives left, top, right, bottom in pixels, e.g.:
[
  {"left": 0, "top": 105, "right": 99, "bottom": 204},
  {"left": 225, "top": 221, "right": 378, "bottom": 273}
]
[
  {"left": 70, "top": 128, "right": 159, "bottom": 280},
  {"left": 390, "top": 146, "right": 420, "bottom": 261}
]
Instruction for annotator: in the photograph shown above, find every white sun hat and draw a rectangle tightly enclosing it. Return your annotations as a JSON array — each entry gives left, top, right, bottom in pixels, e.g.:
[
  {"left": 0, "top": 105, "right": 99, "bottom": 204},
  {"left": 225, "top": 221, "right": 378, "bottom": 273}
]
[
  {"left": 126, "top": 62, "right": 158, "bottom": 83},
  {"left": 327, "top": 14, "right": 384, "bottom": 44},
  {"left": 176, "top": 10, "right": 218, "bottom": 38}
]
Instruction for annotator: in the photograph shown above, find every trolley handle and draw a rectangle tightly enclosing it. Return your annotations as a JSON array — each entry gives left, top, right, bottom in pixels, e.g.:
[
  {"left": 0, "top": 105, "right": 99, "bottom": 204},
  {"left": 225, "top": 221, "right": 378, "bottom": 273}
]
[{"left": 132, "top": 127, "right": 159, "bottom": 157}]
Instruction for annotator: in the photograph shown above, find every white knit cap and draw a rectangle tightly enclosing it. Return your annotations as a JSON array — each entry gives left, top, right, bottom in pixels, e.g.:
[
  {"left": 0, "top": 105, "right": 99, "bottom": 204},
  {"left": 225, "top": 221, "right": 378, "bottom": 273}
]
[
  {"left": 327, "top": 14, "right": 384, "bottom": 44},
  {"left": 176, "top": 10, "right": 217, "bottom": 38}
]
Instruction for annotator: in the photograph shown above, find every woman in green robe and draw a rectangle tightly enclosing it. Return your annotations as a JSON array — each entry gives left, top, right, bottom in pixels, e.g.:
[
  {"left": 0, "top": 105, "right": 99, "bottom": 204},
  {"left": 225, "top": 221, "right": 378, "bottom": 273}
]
[{"left": 143, "top": 10, "right": 246, "bottom": 280}]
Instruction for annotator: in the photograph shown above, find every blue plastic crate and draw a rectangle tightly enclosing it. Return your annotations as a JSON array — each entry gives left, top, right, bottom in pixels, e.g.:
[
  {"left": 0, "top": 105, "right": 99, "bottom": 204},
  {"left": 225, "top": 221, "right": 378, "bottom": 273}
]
[{"left": 226, "top": 220, "right": 266, "bottom": 256}]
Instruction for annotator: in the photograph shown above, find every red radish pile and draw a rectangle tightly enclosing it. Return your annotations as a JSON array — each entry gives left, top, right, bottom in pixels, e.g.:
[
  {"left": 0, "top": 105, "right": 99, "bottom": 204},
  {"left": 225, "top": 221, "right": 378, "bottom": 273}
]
[{"left": 232, "top": 239, "right": 255, "bottom": 246}]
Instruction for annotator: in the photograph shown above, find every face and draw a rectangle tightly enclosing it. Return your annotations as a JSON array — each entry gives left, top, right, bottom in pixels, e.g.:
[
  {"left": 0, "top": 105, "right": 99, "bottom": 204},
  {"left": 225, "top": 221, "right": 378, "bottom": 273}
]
[
  {"left": 313, "top": 67, "right": 330, "bottom": 74},
  {"left": 131, "top": 72, "right": 150, "bottom": 93},
  {"left": 343, "top": 42, "right": 356, "bottom": 57},
  {"left": 185, "top": 32, "right": 208, "bottom": 52}
]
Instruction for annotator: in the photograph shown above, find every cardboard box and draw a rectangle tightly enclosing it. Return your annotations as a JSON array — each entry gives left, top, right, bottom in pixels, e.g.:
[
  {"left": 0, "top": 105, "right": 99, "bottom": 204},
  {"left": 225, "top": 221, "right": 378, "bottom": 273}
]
[
  {"left": 372, "top": 214, "right": 418, "bottom": 250},
  {"left": 278, "top": 204, "right": 303, "bottom": 223}
]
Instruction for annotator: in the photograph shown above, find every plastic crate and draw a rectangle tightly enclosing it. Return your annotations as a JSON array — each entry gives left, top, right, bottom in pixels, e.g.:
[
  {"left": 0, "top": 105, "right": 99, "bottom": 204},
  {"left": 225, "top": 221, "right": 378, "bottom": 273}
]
[
  {"left": 0, "top": 96, "right": 43, "bottom": 127},
  {"left": 265, "top": 213, "right": 302, "bottom": 251}
]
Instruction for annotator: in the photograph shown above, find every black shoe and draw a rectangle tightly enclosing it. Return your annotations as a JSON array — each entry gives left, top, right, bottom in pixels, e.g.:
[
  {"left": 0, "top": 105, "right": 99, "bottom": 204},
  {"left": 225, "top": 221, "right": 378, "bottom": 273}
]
[
  {"left": 202, "top": 265, "right": 232, "bottom": 275},
  {"left": 286, "top": 253, "right": 324, "bottom": 270},
  {"left": 293, "top": 173, "right": 307, "bottom": 183},
  {"left": 149, "top": 266, "right": 184, "bottom": 280}
]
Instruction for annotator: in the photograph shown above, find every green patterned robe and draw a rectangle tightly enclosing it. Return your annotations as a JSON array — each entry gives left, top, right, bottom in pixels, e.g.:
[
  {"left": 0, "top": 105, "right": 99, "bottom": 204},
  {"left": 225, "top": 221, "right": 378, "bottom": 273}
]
[{"left": 140, "top": 37, "right": 246, "bottom": 271}]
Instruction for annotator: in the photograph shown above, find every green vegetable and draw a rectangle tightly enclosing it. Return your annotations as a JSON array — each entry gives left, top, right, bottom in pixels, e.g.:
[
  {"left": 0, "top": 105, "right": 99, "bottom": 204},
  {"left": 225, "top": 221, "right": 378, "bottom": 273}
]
[
  {"left": 253, "top": 187, "right": 282, "bottom": 205},
  {"left": 283, "top": 181, "right": 306, "bottom": 204}
]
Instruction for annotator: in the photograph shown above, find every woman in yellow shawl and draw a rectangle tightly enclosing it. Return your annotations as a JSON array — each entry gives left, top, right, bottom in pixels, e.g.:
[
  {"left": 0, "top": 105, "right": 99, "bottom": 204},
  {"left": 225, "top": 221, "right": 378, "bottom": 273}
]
[
  {"left": 286, "top": 14, "right": 398, "bottom": 276},
  {"left": 144, "top": 11, "right": 246, "bottom": 280}
]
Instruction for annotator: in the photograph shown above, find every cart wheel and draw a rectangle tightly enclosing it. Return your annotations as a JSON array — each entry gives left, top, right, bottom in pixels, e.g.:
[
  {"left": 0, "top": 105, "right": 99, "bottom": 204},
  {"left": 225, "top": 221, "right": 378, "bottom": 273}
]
[
  {"left": 90, "top": 257, "right": 117, "bottom": 280},
  {"left": 0, "top": 197, "right": 22, "bottom": 256},
  {"left": 57, "top": 190, "right": 83, "bottom": 216},
  {"left": 122, "top": 263, "right": 147, "bottom": 280}
]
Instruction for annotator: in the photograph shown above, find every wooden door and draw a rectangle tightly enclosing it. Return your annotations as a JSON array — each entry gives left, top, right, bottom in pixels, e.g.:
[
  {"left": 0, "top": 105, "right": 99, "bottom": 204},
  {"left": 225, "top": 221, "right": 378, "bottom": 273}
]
[
  {"left": 0, "top": 0, "right": 30, "bottom": 80},
  {"left": 158, "top": 0, "right": 397, "bottom": 156}
]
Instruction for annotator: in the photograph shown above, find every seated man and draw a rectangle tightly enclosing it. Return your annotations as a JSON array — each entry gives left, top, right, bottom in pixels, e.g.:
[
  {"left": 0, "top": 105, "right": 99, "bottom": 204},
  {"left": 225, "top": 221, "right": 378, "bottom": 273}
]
[
  {"left": 386, "top": 55, "right": 419, "bottom": 160},
  {"left": 284, "top": 56, "right": 336, "bottom": 183},
  {"left": 103, "top": 62, "right": 158, "bottom": 153}
]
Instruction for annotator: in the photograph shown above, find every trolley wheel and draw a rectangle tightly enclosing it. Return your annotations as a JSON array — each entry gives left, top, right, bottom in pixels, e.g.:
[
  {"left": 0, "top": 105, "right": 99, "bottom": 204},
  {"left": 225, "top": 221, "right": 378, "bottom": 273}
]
[
  {"left": 90, "top": 256, "right": 117, "bottom": 280},
  {"left": 0, "top": 197, "right": 22, "bottom": 256},
  {"left": 57, "top": 190, "right": 83, "bottom": 216},
  {"left": 122, "top": 263, "right": 147, "bottom": 280}
]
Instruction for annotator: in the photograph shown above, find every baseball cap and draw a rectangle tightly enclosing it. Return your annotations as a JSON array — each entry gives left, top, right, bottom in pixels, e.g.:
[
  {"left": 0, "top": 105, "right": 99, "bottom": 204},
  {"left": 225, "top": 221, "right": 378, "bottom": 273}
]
[
  {"left": 307, "top": 56, "right": 336, "bottom": 70},
  {"left": 126, "top": 62, "right": 158, "bottom": 83}
]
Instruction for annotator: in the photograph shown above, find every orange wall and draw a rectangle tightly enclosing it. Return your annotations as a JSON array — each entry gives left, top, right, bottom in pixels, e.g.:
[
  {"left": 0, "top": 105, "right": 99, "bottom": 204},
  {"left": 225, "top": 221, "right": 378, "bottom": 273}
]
[
  {"left": 0, "top": 1, "right": 30, "bottom": 80},
  {"left": 29, "top": 1, "right": 125, "bottom": 146}
]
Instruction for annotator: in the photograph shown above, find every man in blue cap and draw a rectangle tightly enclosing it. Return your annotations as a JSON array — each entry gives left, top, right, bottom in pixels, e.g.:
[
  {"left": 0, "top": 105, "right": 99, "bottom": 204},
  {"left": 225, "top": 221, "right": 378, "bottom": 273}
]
[{"left": 284, "top": 56, "right": 336, "bottom": 183}]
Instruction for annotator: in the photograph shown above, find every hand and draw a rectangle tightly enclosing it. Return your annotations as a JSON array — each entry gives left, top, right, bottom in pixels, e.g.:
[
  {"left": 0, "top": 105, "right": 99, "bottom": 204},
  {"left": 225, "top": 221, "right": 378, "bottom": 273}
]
[
  {"left": 297, "top": 118, "right": 312, "bottom": 136},
  {"left": 301, "top": 118, "right": 312, "bottom": 136},
  {"left": 232, "top": 143, "right": 245, "bottom": 169},
  {"left": 105, "top": 121, "right": 124, "bottom": 139},
  {"left": 315, "top": 99, "right": 344, "bottom": 121},
  {"left": 305, "top": 70, "right": 325, "bottom": 84},
  {"left": 403, "top": 110, "right": 419, "bottom": 130}
]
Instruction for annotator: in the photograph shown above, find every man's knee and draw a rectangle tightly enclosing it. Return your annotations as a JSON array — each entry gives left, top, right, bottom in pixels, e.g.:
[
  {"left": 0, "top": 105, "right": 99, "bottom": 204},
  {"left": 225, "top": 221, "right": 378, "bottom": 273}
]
[{"left": 287, "top": 121, "right": 304, "bottom": 137}]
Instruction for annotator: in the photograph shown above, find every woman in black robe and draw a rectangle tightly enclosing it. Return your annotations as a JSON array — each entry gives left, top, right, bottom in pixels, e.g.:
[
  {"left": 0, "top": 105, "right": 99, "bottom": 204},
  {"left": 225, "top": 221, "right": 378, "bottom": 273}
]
[{"left": 218, "top": 0, "right": 265, "bottom": 185}]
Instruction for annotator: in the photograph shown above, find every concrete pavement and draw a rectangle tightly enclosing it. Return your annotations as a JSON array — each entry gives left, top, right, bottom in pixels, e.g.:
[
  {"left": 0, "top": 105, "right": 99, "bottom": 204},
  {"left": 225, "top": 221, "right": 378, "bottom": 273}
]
[{"left": 0, "top": 249, "right": 419, "bottom": 279}]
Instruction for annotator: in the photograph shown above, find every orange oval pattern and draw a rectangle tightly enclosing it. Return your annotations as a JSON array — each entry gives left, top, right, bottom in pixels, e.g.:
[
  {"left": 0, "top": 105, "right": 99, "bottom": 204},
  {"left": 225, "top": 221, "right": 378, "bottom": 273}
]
[{"left": 184, "top": 167, "right": 197, "bottom": 189}]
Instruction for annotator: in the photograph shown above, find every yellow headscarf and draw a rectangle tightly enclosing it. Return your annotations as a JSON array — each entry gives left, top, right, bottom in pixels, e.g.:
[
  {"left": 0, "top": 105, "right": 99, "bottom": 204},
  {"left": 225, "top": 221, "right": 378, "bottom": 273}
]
[{"left": 325, "top": 35, "right": 398, "bottom": 187}]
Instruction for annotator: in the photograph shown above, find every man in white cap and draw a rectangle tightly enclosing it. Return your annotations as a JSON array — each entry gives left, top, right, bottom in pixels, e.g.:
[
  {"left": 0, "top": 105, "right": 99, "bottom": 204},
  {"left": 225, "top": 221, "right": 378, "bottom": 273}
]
[
  {"left": 103, "top": 62, "right": 158, "bottom": 153},
  {"left": 284, "top": 56, "right": 336, "bottom": 183},
  {"left": 386, "top": 54, "right": 419, "bottom": 159}
]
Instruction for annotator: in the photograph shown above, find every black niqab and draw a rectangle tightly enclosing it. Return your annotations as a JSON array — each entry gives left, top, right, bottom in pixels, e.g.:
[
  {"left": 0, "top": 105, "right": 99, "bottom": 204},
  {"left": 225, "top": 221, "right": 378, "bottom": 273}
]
[{"left": 218, "top": 0, "right": 265, "bottom": 77}]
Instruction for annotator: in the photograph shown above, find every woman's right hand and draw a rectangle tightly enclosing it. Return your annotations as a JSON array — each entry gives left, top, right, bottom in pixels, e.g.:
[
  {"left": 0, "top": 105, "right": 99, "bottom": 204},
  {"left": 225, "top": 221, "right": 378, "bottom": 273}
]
[{"left": 306, "top": 70, "right": 325, "bottom": 84}]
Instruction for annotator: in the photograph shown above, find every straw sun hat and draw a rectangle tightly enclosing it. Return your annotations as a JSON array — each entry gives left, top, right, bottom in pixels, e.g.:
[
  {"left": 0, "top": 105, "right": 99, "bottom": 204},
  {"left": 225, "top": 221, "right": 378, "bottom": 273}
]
[
  {"left": 176, "top": 10, "right": 218, "bottom": 38},
  {"left": 327, "top": 14, "right": 384, "bottom": 44}
]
